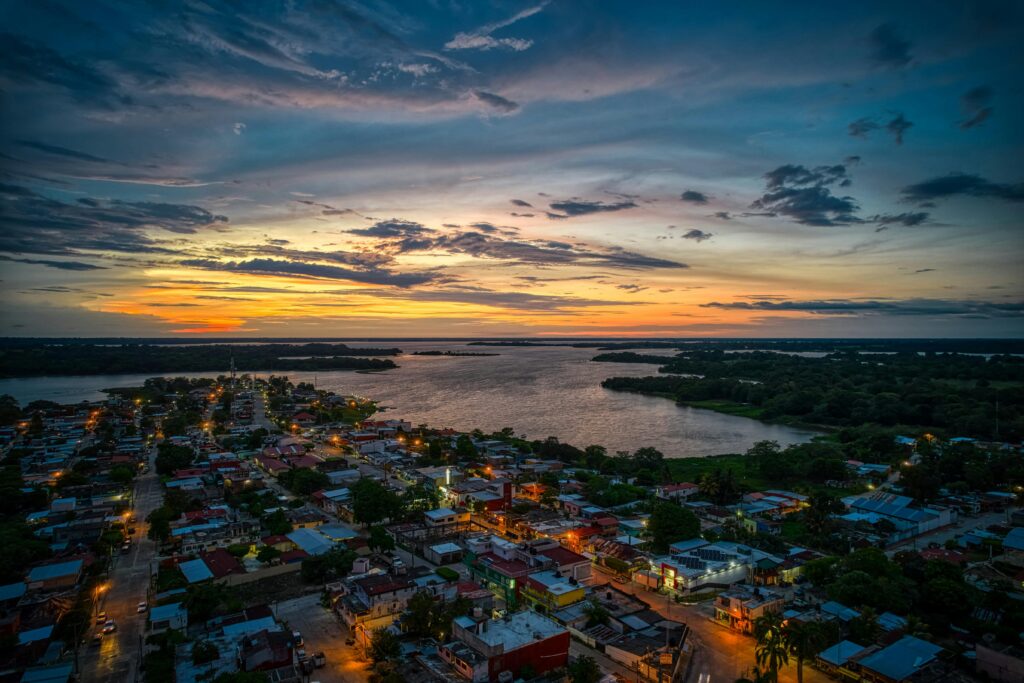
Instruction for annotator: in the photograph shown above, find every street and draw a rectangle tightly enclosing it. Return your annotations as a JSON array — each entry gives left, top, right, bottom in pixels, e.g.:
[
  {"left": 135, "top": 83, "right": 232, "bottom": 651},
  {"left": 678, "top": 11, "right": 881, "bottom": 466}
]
[{"left": 79, "top": 446, "right": 163, "bottom": 683}]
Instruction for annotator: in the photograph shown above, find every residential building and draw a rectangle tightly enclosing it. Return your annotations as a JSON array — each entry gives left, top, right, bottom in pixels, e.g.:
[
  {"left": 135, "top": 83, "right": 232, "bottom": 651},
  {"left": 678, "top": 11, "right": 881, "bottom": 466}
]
[{"left": 439, "top": 610, "right": 570, "bottom": 682}]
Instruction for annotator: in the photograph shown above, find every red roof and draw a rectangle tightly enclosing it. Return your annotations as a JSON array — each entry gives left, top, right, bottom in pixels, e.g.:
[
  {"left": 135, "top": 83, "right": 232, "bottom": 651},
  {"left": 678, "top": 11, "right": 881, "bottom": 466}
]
[
  {"left": 288, "top": 455, "right": 320, "bottom": 470},
  {"left": 279, "top": 549, "right": 309, "bottom": 564},
  {"left": 261, "top": 535, "right": 291, "bottom": 546},
  {"left": 663, "top": 482, "right": 698, "bottom": 492},
  {"left": 200, "top": 548, "right": 245, "bottom": 578},
  {"left": 538, "top": 546, "right": 588, "bottom": 567},
  {"left": 475, "top": 552, "right": 530, "bottom": 577}
]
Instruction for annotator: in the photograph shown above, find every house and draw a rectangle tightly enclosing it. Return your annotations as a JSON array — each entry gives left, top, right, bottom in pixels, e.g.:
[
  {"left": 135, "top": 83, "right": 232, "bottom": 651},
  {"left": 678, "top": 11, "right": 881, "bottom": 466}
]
[
  {"left": 815, "top": 640, "right": 871, "bottom": 679},
  {"left": 426, "top": 542, "right": 465, "bottom": 565},
  {"left": 713, "top": 585, "right": 784, "bottom": 633},
  {"left": 334, "top": 568, "right": 456, "bottom": 640},
  {"left": 656, "top": 483, "right": 699, "bottom": 501},
  {"left": 149, "top": 603, "right": 188, "bottom": 632},
  {"left": 425, "top": 507, "right": 471, "bottom": 528},
  {"left": 857, "top": 636, "right": 943, "bottom": 682},
  {"left": 200, "top": 548, "right": 246, "bottom": 579},
  {"left": 180, "top": 558, "right": 215, "bottom": 584},
  {"left": 238, "top": 628, "right": 293, "bottom": 672},
  {"left": 521, "top": 570, "right": 585, "bottom": 614},
  {"left": 439, "top": 610, "right": 570, "bottom": 682},
  {"left": 26, "top": 560, "right": 83, "bottom": 591}
]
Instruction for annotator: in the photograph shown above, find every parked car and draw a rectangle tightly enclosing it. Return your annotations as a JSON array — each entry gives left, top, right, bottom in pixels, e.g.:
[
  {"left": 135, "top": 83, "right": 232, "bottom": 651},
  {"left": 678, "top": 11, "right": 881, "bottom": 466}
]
[
  {"left": 313, "top": 652, "right": 326, "bottom": 668},
  {"left": 292, "top": 631, "right": 303, "bottom": 647},
  {"left": 137, "top": 602, "right": 148, "bottom": 613},
  {"left": 96, "top": 612, "right": 106, "bottom": 624},
  {"left": 102, "top": 620, "right": 117, "bottom": 634}
]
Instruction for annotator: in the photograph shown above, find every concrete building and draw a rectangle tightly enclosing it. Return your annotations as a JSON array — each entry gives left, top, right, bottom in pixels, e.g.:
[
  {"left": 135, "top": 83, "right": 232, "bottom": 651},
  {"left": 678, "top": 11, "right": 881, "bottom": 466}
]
[{"left": 439, "top": 610, "right": 570, "bottom": 682}]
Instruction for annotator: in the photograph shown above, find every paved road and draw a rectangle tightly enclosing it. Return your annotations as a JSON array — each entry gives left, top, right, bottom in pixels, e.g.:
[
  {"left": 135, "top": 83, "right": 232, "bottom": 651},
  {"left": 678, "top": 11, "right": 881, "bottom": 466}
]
[
  {"left": 275, "top": 594, "right": 369, "bottom": 683},
  {"left": 80, "top": 446, "right": 163, "bottom": 683}
]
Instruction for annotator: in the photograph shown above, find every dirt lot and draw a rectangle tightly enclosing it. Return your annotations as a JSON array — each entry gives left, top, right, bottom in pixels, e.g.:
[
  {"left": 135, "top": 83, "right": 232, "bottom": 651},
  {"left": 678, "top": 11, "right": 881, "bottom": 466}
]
[{"left": 274, "top": 594, "right": 370, "bottom": 683}]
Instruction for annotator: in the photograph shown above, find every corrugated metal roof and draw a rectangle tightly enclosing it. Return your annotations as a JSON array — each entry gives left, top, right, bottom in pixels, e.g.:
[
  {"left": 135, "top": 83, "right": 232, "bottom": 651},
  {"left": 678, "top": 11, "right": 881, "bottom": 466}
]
[{"left": 179, "top": 558, "right": 214, "bottom": 583}]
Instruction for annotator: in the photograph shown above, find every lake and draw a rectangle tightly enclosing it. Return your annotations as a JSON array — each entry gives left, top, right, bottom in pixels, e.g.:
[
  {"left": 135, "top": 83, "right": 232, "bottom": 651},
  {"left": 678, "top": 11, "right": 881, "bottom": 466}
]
[{"left": 0, "top": 341, "right": 816, "bottom": 457}]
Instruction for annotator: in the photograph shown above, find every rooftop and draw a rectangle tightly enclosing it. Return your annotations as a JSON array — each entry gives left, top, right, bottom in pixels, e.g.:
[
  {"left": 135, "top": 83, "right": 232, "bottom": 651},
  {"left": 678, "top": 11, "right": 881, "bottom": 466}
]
[{"left": 467, "top": 610, "right": 566, "bottom": 652}]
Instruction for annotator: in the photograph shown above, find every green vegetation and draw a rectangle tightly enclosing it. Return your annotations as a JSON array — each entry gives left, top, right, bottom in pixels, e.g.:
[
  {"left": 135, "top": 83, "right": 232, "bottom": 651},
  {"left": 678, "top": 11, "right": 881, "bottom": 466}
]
[
  {"left": 350, "top": 478, "right": 403, "bottom": 525},
  {"left": 368, "top": 627, "right": 402, "bottom": 662},
  {"left": 301, "top": 547, "right": 356, "bottom": 583},
  {"left": 278, "top": 468, "right": 329, "bottom": 495},
  {"left": 601, "top": 349, "right": 1024, "bottom": 440},
  {"left": 0, "top": 342, "right": 400, "bottom": 377},
  {"left": 403, "top": 592, "right": 471, "bottom": 640},
  {"left": 155, "top": 442, "right": 195, "bottom": 475},
  {"left": 568, "top": 656, "right": 602, "bottom": 683},
  {"left": 647, "top": 501, "right": 701, "bottom": 553}
]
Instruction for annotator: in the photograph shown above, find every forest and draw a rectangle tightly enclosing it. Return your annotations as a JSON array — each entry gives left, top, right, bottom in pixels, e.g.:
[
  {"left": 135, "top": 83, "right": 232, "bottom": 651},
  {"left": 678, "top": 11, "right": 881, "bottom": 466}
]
[
  {"left": 599, "top": 349, "right": 1024, "bottom": 440},
  {"left": 0, "top": 342, "right": 400, "bottom": 377}
]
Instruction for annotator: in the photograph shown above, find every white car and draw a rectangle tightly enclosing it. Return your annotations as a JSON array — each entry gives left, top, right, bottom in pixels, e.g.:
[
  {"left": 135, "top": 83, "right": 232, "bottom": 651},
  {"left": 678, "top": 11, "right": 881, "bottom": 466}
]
[
  {"left": 102, "top": 620, "right": 117, "bottom": 634},
  {"left": 137, "top": 602, "right": 148, "bottom": 613}
]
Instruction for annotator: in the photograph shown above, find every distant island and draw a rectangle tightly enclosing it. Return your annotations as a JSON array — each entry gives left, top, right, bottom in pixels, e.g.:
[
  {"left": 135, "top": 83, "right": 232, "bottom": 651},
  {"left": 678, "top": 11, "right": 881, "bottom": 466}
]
[
  {"left": 411, "top": 350, "right": 499, "bottom": 357},
  {"left": 599, "top": 347, "right": 1024, "bottom": 440},
  {"left": 0, "top": 343, "right": 401, "bottom": 377}
]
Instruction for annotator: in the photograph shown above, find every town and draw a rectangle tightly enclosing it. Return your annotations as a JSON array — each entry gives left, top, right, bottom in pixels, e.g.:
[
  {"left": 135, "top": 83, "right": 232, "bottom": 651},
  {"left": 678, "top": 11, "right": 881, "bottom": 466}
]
[{"left": 1, "top": 367, "right": 1023, "bottom": 683}]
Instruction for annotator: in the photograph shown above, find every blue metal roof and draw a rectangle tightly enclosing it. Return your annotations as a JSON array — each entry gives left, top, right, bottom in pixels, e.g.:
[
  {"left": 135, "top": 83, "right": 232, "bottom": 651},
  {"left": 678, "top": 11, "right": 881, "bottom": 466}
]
[
  {"left": 27, "top": 560, "right": 82, "bottom": 582},
  {"left": 0, "top": 582, "right": 26, "bottom": 602},
  {"left": 150, "top": 602, "right": 187, "bottom": 622},
  {"left": 18, "top": 624, "right": 54, "bottom": 645},
  {"left": 859, "top": 636, "right": 942, "bottom": 681},
  {"left": 179, "top": 559, "right": 214, "bottom": 583},
  {"left": 1004, "top": 527, "right": 1024, "bottom": 552},
  {"left": 817, "top": 640, "right": 868, "bottom": 666},
  {"left": 820, "top": 601, "right": 860, "bottom": 622}
]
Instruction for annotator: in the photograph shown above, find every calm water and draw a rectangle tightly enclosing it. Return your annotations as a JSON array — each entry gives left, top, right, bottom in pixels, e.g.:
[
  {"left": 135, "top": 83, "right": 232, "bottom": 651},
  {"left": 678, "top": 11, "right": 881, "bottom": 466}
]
[{"left": 0, "top": 342, "right": 815, "bottom": 457}]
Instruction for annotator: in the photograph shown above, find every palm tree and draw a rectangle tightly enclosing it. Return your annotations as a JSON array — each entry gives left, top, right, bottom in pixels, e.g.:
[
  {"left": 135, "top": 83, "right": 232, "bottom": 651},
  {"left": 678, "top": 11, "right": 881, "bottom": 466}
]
[
  {"left": 753, "top": 611, "right": 789, "bottom": 683},
  {"left": 782, "top": 621, "right": 825, "bottom": 683}
]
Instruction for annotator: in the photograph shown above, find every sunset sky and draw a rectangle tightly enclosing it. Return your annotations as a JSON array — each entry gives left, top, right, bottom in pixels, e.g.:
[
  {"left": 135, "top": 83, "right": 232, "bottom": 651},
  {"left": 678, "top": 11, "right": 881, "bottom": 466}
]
[{"left": 1, "top": 1, "right": 1021, "bottom": 337}]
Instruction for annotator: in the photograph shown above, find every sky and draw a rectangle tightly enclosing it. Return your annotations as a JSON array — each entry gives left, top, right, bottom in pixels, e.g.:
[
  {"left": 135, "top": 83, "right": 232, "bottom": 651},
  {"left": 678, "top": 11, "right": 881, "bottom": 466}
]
[{"left": 0, "top": 0, "right": 1022, "bottom": 338}]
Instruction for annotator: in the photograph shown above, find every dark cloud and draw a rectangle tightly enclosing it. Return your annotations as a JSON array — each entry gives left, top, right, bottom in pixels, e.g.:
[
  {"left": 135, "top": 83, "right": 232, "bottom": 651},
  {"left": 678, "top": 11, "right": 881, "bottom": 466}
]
[
  {"left": 712, "top": 212, "right": 732, "bottom": 220},
  {"left": 0, "top": 254, "right": 108, "bottom": 271},
  {"left": 870, "top": 212, "right": 929, "bottom": 227},
  {"left": 752, "top": 164, "right": 860, "bottom": 226},
  {"left": 702, "top": 298, "right": 1023, "bottom": 317},
  {"left": 213, "top": 244, "right": 393, "bottom": 270},
  {"left": 680, "top": 190, "right": 709, "bottom": 204},
  {"left": 886, "top": 113, "right": 912, "bottom": 145},
  {"left": 388, "top": 230, "right": 685, "bottom": 270},
  {"left": 848, "top": 118, "right": 879, "bottom": 138},
  {"left": 546, "top": 198, "right": 638, "bottom": 219},
  {"left": 681, "top": 229, "right": 713, "bottom": 242},
  {"left": 960, "top": 86, "right": 994, "bottom": 129},
  {"left": 510, "top": 199, "right": 533, "bottom": 207},
  {"left": 467, "top": 222, "right": 519, "bottom": 236},
  {"left": 0, "top": 33, "right": 124, "bottom": 106},
  {"left": 179, "top": 258, "right": 439, "bottom": 287},
  {"left": 474, "top": 90, "right": 519, "bottom": 113},
  {"left": 17, "top": 140, "right": 110, "bottom": 163},
  {"left": 912, "top": 268, "right": 936, "bottom": 274},
  {"left": 348, "top": 219, "right": 436, "bottom": 238},
  {"left": 868, "top": 23, "right": 912, "bottom": 68},
  {"left": 617, "top": 284, "right": 647, "bottom": 292},
  {"left": 0, "top": 183, "right": 227, "bottom": 257},
  {"left": 848, "top": 113, "right": 911, "bottom": 144},
  {"left": 764, "top": 164, "right": 850, "bottom": 190},
  {"left": 901, "top": 173, "right": 1024, "bottom": 203},
  {"left": 294, "top": 199, "right": 361, "bottom": 217}
]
